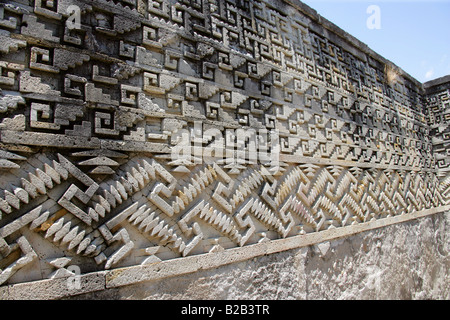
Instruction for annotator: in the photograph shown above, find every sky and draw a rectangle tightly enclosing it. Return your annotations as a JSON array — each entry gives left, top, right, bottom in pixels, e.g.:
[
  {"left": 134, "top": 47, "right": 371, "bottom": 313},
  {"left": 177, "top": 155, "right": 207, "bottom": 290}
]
[{"left": 300, "top": 0, "right": 450, "bottom": 83}]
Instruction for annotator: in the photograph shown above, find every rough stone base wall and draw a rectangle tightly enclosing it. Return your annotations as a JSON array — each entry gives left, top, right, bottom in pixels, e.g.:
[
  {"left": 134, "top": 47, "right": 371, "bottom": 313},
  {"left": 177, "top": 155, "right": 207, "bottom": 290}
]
[{"left": 67, "top": 212, "right": 449, "bottom": 300}]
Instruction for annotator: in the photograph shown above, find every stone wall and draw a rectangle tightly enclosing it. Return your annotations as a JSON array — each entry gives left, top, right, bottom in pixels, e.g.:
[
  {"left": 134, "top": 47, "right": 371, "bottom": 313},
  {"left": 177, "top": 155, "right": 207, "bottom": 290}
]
[
  {"left": 69, "top": 211, "right": 450, "bottom": 300},
  {"left": 0, "top": 0, "right": 449, "bottom": 299},
  {"left": 3, "top": 211, "right": 449, "bottom": 299}
]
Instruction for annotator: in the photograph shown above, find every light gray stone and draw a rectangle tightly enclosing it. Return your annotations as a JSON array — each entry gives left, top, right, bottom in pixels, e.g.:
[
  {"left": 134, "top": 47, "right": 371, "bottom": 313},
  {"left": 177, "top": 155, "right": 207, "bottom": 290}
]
[{"left": 0, "top": 0, "right": 449, "bottom": 300}]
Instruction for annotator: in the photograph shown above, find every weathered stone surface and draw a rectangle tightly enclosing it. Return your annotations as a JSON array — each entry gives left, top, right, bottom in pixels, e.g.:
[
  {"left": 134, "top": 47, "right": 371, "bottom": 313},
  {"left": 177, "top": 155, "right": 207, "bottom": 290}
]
[
  {"left": 0, "top": 0, "right": 449, "bottom": 299},
  {"left": 66, "top": 212, "right": 450, "bottom": 300}
]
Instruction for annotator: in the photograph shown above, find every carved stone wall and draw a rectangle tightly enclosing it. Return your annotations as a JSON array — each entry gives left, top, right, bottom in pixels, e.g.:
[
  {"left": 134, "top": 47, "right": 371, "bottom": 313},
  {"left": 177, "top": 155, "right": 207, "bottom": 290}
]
[
  {"left": 425, "top": 76, "right": 450, "bottom": 180},
  {"left": 0, "top": 0, "right": 448, "bottom": 299}
]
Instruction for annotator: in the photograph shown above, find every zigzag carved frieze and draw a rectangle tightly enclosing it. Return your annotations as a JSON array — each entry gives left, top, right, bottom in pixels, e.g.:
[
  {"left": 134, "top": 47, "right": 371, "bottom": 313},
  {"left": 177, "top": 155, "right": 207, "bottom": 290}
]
[
  {"left": 0, "top": 0, "right": 448, "bottom": 288},
  {"left": 0, "top": 153, "right": 446, "bottom": 285}
]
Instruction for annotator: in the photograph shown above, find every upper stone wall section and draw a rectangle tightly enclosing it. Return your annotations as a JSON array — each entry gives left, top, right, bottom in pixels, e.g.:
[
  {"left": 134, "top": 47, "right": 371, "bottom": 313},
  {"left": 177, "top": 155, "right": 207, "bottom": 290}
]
[
  {"left": 0, "top": 0, "right": 434, "bottom": 166},
  {"left": 424, "top": 76, "right": 450, "bottom": 179}
]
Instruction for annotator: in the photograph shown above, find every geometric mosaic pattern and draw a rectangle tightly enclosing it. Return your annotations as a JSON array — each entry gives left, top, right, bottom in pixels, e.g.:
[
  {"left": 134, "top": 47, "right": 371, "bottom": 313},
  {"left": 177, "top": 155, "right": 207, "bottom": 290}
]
[
  {"left": 0, "top": 0, "right": 448, "bottom": 286},
  {"left": 425, "top": 79, "right": 450, "bottom": 179}
]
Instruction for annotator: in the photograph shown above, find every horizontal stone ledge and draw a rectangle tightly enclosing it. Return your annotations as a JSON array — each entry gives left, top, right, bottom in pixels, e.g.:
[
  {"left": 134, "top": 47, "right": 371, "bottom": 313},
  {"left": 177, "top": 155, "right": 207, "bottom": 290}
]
[
  {"left": 0, "top": 130, "right": 171, "bottom": 153},
  {"left": 1, "top": 205, "right": 448, "bottom": 300},
  {"left": 279, "top": 154, "right": 435, "bottom": 172},
  {"left": 105, "top": 205, "right": 450, "bottom": 289},
  {"left": 0, "top": 270, "right": 106, "bottom": 300}
]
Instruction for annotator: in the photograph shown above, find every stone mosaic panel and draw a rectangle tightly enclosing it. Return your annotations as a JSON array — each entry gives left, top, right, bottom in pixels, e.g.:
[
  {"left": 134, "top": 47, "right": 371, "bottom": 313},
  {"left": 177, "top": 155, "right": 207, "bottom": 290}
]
[
  {"left": 425, "top": 77, "right": 450, "bottom": 179},
  {"left": 0, "top": 0, "right": 448, "bottom": 289}
]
